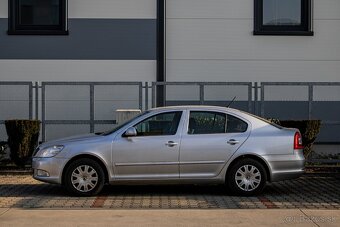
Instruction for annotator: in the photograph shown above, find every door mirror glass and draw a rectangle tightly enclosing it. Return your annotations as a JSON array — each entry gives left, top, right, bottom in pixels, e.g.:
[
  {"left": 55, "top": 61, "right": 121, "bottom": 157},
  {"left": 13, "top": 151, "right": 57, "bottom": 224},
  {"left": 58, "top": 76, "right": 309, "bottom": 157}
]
[{"left": 124, "top": 127, "right": 137, "bottom": 137}]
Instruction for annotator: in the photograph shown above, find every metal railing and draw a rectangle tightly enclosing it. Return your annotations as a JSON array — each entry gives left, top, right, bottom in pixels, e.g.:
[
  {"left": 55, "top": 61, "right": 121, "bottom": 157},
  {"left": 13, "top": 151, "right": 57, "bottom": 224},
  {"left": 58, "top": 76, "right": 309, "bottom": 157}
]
[
  {"left": 0, "top": 81, "right": 339, "bottom": 165},
  {"left": 259, "top": 82, "right": 340, "bottom": 144},
  {"left": 151, "top": 82, "right": 253, "bottom": 113},
  {"left": 41, "top": 82, "right": 143, "bottom": 142},
  {"left": 0, "top": 82, "right": 33, "bottom": 139}
]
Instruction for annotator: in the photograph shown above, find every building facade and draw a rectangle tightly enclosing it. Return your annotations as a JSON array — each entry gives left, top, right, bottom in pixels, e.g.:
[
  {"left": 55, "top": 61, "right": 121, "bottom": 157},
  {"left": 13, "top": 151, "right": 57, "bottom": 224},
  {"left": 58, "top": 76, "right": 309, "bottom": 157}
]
[{"left": 0, "top": 0, "right": 339, "bottom": 147}]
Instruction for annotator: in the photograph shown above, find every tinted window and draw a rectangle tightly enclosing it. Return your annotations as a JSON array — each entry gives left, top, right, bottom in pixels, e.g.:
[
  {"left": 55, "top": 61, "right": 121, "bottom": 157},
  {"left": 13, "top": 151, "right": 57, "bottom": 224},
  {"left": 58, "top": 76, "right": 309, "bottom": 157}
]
[
  {"left": 188, "top": 111, "right": 226, "bottom": 134},
  {"left": 19, "top": 0, "right": 61, "bottom": 25},
  {"left": 134, "top": 112, "right": 182, "bottom": 136},
  {"left": 8, "top": 0, "right": 68, "bottom": 35},
  {"left": 263, "top": 0, "right": 301, "bottom": 26},
  {"left": 226, "top": 115, "right": 248, "bottom": 133},
  {"left": 254, "top": 0, "right": 313, "bottom": 36}
]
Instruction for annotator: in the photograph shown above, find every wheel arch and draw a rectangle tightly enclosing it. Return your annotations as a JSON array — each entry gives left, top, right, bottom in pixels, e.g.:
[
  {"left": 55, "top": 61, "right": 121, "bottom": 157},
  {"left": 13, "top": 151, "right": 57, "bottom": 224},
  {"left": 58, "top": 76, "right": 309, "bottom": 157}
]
[
  {"left": 226, "top": 154, "right": 271, "bottom": 182},
  {"left": 62, "top": 154, "right": 110, "bottom": 185}
]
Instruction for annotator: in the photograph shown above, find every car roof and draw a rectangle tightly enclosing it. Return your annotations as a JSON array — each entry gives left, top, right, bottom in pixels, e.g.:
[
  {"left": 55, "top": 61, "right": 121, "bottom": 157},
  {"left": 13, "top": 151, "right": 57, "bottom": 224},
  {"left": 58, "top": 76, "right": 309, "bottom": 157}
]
[{"left": 149, "top": 105, "right": 242, "bottom": 114}]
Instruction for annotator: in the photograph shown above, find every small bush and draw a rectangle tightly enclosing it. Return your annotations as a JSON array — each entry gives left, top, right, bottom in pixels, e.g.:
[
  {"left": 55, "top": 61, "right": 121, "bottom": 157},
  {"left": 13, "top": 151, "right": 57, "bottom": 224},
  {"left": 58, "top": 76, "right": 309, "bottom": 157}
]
[
  {"left": 278, "top": 120, "right": 321, "bottom": 158},
  {"left": 5, "top": 120, "right": 40, "bottom": 166}
]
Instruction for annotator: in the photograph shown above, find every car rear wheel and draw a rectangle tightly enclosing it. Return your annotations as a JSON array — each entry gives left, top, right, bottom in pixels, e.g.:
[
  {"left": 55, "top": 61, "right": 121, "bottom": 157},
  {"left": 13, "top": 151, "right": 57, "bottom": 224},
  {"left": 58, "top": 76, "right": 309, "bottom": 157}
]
[
  {"left": 64, "top": 158, "right": 105, "bottom": 196},
  {"left": 227, "top": 158, "right": 267, "bottom": 196}
]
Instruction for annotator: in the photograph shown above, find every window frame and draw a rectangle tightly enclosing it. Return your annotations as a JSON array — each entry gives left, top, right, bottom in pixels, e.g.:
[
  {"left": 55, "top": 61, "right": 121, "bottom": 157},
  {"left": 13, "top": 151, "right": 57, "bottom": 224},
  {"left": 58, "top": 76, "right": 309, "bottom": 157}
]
[
  {"left": 253, "top": 0, "right": 313, "bottom": 36},
  {"left": 8, "top": 0, "right": 68, "bottom": 35},
  {"left": 188, "top": 111, "right": 227, "bottom": 135},
  {"left": 132, "top": 111, "right": 183, "bottom": 137}
]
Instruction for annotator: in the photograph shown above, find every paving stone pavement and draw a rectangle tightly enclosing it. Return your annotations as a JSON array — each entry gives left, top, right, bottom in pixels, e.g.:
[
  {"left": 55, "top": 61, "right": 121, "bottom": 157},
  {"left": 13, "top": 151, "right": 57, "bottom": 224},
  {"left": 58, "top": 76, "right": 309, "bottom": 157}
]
[{"left": 0, "top": 174, "right": 339, "bottom": 209}]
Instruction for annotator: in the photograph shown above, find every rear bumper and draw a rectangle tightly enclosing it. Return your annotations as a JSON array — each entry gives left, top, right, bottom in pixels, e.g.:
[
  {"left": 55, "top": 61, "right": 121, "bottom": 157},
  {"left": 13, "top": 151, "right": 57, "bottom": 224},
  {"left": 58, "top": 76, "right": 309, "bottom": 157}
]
[
  {"left": 263, "top": 151, "right": 305, "bottom": 182},
  {"left": 271, "top": 167, "right": 305, "bottom": 182}
]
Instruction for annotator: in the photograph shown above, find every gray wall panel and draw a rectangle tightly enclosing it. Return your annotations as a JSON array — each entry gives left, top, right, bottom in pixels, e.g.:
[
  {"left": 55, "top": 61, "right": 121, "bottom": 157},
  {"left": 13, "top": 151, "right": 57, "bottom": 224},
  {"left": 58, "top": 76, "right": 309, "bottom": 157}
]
[{"left": 0, "top": 19, "right": 156, "bottom": 60}]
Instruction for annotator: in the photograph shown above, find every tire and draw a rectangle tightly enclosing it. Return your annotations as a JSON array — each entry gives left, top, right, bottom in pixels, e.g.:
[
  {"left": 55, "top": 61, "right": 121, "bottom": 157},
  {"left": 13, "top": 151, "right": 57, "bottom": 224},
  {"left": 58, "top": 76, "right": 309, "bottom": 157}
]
[
  {"left": 227, "top": 158, "right": 267, "bottom": 196},
  {"left": 64, "top": 158, "right": 105, "bottom": 196}
]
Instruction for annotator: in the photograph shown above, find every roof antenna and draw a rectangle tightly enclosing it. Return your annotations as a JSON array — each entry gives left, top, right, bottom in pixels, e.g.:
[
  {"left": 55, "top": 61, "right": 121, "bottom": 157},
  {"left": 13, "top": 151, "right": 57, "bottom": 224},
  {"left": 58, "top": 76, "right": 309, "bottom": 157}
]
[{"left": 227, "top": 96, "right": 237, "bottom": 108}]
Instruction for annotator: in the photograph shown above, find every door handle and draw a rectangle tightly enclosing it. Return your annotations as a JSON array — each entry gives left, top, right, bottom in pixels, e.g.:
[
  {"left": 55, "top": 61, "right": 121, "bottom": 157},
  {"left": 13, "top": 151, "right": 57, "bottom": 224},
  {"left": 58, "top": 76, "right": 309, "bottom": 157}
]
[
  {"left": 165, "top": 141, "right": 178, "bottom": 147},
  {"left": 227, "top": 139, "right": 239, "bottom": 145}
]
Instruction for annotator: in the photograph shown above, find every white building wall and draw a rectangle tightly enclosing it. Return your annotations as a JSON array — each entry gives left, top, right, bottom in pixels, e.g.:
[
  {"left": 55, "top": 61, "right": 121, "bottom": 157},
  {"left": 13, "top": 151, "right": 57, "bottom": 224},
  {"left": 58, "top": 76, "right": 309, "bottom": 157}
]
[
  {"left": 0, "top": 0, "right": 7, "bottom": 18},
  {"left": 0, "top": 60, "right": 156, "bottom": 82},
  {"left": 0, "top": 0, "right": 157, "bottom": 19},
  {"left": 0, "top": 0, "right": 157, "bottom": 83},
  {"left": 69, "top": 0, "right": 156, "bottom": 19},
  {"left": 166, "top": 0, "right": 340, "bottom": 82}
]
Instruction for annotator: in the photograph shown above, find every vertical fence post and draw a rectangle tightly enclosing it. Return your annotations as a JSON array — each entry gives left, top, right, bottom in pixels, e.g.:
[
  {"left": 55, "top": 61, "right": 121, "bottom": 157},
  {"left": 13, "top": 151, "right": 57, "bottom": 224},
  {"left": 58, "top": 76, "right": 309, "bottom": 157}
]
[
  {"left": 199, "top": 84, "right": 204, "bottom": 105},
  {"left": 151, "top": 82, "right": 156, "bottom": 108},
  {"left": 248, "top": 83, "right": 252, "bottom": 113},
  {"left": 29, "top": 82, "right": 33, "bottom": 120},
  {"left": 260, "top": 83, "right": 265, "bottom": 117},
  {"left": 254, "top": 82, "right": 258, "bottom": 115},
  {"left": 144, "top": 82, "right": 149, "bottom": 110},
  {"left": 35, "top": 82, "right": 39, "bottom": 120},
  {"left": 90, "top": 84, "right": 95, "bottom": 133},
  {"left": 139, "top": 83, "right": 143, "bottom": 111},
  {"left": 41, "top": 83, "right": 46, "bottom": 142},
  {"left": 308, "top": 84, "right": 313, "bottom": 120}
]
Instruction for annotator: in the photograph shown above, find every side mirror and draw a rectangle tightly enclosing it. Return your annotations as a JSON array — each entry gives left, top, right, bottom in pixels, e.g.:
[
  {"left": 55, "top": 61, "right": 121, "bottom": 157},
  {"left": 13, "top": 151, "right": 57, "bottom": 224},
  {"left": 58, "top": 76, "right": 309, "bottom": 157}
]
[{"left": 123, "top": 127, "right": 137, "bottom": 137}]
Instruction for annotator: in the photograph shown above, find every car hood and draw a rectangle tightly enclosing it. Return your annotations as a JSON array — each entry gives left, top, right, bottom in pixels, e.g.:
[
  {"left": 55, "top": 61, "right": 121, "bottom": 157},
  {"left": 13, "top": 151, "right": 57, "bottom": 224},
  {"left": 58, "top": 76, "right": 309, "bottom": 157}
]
[{"left": 39, "top": 133, "right": 102, "bottom": 148}]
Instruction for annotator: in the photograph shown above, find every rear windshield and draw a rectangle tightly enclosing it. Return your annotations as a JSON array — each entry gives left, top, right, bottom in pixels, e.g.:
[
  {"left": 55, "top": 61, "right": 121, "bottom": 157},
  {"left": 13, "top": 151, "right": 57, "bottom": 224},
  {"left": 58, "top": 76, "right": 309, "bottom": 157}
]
[{"left": 238, "top": 110, "right": 283, "bottom": 129}]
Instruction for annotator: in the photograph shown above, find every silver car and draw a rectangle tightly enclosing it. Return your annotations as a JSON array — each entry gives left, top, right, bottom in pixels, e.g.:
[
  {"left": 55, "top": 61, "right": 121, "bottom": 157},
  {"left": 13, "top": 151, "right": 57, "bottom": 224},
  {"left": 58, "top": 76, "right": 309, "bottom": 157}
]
[{"left": 32, "top": 106, "right": 305, "bottom": 196}]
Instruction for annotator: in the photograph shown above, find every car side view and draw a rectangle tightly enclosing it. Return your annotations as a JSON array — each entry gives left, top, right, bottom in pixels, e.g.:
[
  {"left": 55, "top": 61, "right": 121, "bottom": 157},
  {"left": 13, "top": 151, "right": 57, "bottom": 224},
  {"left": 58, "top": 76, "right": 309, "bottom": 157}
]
[{"left": 32, "top": 106, "right": 305, "bottom": 196}]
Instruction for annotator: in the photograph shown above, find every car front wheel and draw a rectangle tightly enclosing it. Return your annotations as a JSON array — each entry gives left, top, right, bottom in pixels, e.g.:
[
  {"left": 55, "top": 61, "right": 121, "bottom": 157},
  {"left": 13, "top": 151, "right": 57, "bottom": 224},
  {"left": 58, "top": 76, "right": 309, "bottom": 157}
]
[
  {"left": 227, "top": 158, "right": 267, "bottom": 196},
  {"left": 64, "top": 158, "right": 105, "bottom": 196}
]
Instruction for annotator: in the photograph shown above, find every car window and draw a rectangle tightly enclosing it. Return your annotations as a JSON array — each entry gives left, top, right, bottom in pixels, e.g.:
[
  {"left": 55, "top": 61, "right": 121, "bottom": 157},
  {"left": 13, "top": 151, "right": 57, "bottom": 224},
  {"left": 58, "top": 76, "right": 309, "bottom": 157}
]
[
  {"left": 226, "top": 114, "right": 248, "bottom": 133},
  {"left": 101, "top": 111, "right": 150, "bottom": 136},
  {"left": 134, "top": 111, "right": 182, "bottom": 136},
  {"left": 188, "top": 111, "right": 226, "bottom": 134}
]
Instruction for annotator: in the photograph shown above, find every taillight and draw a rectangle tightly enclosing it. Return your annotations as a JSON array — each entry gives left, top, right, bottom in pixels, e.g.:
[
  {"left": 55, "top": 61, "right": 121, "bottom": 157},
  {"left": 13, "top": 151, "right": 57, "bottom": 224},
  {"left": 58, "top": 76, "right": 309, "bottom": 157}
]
[{"left": 294, "top": 132, "right": 304, "bottom": 149}]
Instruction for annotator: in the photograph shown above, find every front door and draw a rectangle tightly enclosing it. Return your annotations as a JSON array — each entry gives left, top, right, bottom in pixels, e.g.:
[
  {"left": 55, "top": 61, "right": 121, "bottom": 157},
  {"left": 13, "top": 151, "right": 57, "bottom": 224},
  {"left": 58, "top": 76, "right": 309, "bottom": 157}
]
[{"left": 113, "top": 111, "right": 183, "bottom": 179}]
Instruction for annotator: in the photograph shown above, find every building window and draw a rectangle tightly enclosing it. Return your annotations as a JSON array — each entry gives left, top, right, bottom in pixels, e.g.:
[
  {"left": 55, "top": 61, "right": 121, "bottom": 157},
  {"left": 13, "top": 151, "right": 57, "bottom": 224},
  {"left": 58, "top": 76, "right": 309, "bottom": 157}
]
[
  {"left": 254, "top": 0, "right": 313, "bottom": 36},
  {"left": 8, "top": 0, "right": 68, "bottom": 35}
]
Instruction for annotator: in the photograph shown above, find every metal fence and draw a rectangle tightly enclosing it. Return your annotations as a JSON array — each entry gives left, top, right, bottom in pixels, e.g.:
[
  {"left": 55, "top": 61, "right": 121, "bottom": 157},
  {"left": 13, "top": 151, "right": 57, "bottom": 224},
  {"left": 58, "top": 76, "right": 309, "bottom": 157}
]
[
  {"left": 259, "top": 82, "right": 340, "bottom": 144},
  {"left": 1, "top": 81, "right": 340, "bottom": 152},
  {"left": 151, "top": 82, "right": 253, "bottom": 113},
  {"left": 41, "top": 82, "right": 143, "bottom": 142},
  {"left": 0, "top": 82, "right": 33, "bottom": 139}
]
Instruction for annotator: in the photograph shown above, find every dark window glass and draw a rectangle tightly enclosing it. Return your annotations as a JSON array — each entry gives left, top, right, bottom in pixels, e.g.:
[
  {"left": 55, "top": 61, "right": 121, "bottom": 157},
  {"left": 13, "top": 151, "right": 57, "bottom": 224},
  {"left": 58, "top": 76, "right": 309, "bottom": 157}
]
[
  {"left": 8, "top": 0, "right": 68, "bottom": 35},
  {"left": 226, "top": 115, "right": 248, "bottom": 133},
  {"left": 188, "top": 111, "right": 226, "bottom": 135},
  {"left": 254, "top": 0, "right": 313, "bottom": 36},
  {"left": 134, "top": 112, "right": 182, "bottom": 136},
  {"left": 263, "top": 0, "right": 301, "bottom": 26},
  {"left": 19, "top": 0, "right": 60, "bottom": 25}
]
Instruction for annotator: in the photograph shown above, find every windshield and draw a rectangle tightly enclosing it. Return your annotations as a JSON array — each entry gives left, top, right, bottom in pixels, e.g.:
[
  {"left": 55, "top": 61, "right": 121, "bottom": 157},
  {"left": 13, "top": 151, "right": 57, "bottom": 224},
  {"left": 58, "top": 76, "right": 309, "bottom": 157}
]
[{"left": 101, "top": 111, "right": 150, "bottom": 136}]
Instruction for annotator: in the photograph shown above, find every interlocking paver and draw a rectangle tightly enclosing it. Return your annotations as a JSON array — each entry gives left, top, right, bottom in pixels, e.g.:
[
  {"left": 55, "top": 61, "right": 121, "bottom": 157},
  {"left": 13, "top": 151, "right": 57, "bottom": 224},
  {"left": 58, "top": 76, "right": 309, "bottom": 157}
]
[{"left": 0, "top": 174, "right": 339, "bottom": 209}]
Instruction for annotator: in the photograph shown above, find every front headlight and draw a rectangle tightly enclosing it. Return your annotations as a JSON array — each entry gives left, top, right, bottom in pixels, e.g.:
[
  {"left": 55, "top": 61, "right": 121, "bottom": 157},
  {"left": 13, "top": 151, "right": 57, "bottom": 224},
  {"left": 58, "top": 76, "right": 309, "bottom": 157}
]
[{"left": 35, "top": 145, "right": 64, "bottom": 158}]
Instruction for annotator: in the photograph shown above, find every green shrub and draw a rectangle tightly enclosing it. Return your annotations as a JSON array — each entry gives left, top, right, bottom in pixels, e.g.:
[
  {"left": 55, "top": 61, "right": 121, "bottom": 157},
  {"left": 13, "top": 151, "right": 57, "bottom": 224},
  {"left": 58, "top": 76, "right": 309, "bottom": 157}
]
[
  {"left": 278, "top": 120, "right": 321, "bottom": 158},
  {"left": 5, "top": 120, "right": 41, "bottom": 166}
]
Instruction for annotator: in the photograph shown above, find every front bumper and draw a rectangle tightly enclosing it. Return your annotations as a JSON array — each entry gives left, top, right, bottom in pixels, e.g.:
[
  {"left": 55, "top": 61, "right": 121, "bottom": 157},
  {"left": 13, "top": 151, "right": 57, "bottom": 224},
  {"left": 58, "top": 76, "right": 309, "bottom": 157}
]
[
  {"left": 263, "top": 151, "right": 305, "bottom": 182},
  {"left": 32, "top": 157, "right": 69, "bottom": 184}
]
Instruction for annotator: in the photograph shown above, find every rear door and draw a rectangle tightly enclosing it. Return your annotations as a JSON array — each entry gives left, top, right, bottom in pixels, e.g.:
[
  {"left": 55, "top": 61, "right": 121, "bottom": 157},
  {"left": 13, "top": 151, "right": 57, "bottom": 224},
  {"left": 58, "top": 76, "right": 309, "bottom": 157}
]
[{"left": 179, "top": 110, "right": 250, "bottom": 178}]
